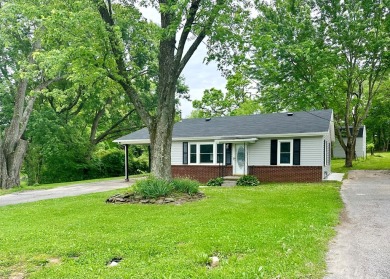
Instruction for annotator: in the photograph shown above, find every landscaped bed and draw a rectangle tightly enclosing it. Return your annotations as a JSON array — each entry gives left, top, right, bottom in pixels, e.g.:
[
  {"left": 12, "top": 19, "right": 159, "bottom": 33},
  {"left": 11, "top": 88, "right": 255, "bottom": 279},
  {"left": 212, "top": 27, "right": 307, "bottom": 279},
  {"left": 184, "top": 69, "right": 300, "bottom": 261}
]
[{"left": 0, "top": 182, "right": 342, "bottom": 278}]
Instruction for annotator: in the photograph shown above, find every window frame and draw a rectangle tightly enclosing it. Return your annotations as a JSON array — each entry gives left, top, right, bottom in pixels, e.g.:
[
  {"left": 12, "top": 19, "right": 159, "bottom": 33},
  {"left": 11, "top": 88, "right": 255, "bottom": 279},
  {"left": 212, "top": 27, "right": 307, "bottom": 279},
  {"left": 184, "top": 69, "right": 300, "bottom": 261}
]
[
  {"left": 199, "top": 143, "right": 214, "bottom": 164},
  {"left": 189, "top": 144, "right": 197, "bottom": 164},
  {"left": 278, "top": 140, "right": 293, "bottom": 165},
  {"left": 186, "top": 142, "right": 225, "bottom": 165}
]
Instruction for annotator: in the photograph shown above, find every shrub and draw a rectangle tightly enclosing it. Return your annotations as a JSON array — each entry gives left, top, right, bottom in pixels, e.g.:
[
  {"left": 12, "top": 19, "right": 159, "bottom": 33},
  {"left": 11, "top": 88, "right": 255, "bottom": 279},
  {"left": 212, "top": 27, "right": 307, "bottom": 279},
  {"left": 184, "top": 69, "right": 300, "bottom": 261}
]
[
  {"left": 133, "top": 176, "right": 174, "bottom": 198},
  {"left": 172, "top": 178, "right": 200, "bottom": 195},
  {"left": 207, "top": 177, "right": 224, "bottom": 186},
  {"left": 236, "top": 175, "right": 260, "bottom": 186}
]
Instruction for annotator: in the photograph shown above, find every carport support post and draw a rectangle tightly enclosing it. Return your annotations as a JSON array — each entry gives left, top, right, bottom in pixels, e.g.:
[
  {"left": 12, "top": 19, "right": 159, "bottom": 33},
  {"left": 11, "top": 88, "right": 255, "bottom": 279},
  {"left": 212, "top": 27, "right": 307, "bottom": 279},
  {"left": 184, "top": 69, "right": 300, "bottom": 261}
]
[{"left": 124, "top": 144, "right": 129, "bottom": 182}]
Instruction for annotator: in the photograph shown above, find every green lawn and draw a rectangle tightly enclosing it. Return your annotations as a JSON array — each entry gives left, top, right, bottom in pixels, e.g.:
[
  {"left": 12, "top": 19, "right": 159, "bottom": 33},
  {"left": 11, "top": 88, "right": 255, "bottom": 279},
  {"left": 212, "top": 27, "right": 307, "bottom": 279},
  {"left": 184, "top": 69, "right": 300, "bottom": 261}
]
[
  {"left": 0, "top": 183, "right": 342, "bottom": 279},
  {"left": 332, "top": 152, "right": 390, "bottom": 173}
]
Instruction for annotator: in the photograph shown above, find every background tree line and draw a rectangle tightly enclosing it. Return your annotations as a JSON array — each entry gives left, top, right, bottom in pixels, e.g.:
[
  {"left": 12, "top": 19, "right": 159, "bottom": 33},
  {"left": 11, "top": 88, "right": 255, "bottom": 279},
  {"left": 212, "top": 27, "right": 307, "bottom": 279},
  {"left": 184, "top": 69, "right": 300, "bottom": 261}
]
[
  {"left": 198, "top": 0, "right": 389, "bottom": 165},
  {"left": 0, "top": 0, "right": 388, "bottom": 189}
]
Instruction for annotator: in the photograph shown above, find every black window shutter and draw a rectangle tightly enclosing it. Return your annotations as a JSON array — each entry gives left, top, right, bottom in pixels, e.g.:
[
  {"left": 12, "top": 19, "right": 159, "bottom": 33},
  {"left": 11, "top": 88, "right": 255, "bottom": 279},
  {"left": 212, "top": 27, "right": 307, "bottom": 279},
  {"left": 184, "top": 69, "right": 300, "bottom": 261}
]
[
  {"left": 270, "top": 139, "right": 278, "bottom": 165},
  {"left": 226, "top": 143, "right": 232, "bottom": 165},
  {"left": 183, "top": 142, "right": 188, "bottom": 164},
  {"left": 293, "top": 139, "right": 301, "bottom": 165}
]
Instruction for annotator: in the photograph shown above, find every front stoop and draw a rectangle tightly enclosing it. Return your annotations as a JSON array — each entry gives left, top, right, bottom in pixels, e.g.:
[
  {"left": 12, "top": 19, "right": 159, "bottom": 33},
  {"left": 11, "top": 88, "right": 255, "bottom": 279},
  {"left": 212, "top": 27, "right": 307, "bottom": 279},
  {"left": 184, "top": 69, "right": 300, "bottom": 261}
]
[{"left": 222, "top": 176, "right": 241, "bottom": 187}]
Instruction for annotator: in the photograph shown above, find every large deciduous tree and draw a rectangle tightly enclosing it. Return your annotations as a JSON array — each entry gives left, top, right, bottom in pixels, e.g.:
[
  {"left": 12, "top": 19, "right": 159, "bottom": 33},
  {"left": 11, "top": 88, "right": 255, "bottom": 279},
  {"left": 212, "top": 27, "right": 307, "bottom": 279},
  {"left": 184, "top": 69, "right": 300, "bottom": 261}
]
[
  {"left": 0, "top": 1, "right": 63, "bottom": 189},
  {"left": 214, "top": 0, "right": 389, "bottom": 167},
  {"left": 0, "top": 0, "right": 121, "bottom": 188},
  {"left": 93, "top": 0, "right": 249, "bottom": 179}
]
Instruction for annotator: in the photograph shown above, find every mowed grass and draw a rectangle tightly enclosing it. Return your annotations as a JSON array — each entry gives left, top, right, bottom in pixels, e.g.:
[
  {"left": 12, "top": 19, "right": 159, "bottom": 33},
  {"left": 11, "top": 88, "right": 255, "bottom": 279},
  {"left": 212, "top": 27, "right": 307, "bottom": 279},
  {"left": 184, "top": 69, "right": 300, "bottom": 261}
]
[
  {"left": 332, "top": 152, "right": 390, "bottom": 173},
  {"left": 0, "top": 183, "right": 342, "bottom": 279}
]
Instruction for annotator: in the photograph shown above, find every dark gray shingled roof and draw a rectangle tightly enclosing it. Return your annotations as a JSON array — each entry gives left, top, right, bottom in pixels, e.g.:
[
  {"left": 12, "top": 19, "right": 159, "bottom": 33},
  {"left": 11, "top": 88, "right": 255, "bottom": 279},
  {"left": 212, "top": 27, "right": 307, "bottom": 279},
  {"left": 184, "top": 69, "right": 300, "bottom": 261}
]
[{"left": 114, "top": 109, "right": 333, "bottom": 143}]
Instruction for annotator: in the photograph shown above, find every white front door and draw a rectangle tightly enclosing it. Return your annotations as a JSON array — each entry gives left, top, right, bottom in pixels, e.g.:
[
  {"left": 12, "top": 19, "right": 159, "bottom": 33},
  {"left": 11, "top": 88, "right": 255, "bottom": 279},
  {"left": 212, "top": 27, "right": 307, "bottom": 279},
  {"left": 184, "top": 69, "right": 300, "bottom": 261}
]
[{"left": 234, "top": 144, "right": 246, "bottom": 175}]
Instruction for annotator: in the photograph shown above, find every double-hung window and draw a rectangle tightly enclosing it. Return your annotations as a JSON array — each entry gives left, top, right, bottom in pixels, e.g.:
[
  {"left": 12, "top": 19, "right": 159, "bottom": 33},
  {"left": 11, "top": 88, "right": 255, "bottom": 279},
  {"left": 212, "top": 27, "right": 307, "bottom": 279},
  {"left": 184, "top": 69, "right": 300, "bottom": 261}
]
[
  {"left": 190, "top": 144, "right": 197, "bottom": 163},
  {"left": 185, "top": 143, "right": 225, "bottom": 164},
  {"left": 199, "top": 144, "right": 213, "bottom": 163},
  {"left": 278, "top": 140, "right": 293, "bottom": 165},
  {"left": 271, "top": 139, "right": 300, "bottom": 166}
]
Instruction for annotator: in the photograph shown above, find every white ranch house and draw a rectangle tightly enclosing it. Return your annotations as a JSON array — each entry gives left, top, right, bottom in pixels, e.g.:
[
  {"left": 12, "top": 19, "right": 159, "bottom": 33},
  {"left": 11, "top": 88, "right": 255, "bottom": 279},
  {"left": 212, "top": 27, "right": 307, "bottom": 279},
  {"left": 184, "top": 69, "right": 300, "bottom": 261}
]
[{"left": 115, "top": 109, "right": 335, "bottom": 183}]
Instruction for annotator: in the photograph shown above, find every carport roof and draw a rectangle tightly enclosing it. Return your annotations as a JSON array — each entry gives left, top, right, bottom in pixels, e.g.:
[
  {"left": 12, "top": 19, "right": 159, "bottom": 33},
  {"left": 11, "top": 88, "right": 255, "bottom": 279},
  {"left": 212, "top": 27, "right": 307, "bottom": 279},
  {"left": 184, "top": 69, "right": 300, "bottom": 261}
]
[{"left": 114, "top": 109, "right": 333, "bottom": 144}]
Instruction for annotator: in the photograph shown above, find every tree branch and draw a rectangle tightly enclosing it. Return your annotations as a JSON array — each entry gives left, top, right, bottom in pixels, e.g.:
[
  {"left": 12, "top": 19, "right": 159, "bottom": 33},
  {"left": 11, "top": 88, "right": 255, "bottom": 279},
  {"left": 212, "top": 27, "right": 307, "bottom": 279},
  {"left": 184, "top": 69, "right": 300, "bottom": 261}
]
[
  {"left": 177, "top": 0, "right": 224, "bottom": 76},
  {"left": 90, "top": 98, "right": 112, "bottom": 145},
  {"left": 174, "top": 0, "right": 201, "bottom": 64},
  {"left": 93, "top": 0, "right": 152, "bottom": 128},
  {"left": 93, "top": 109, "right": 136, "bottom": 145}
]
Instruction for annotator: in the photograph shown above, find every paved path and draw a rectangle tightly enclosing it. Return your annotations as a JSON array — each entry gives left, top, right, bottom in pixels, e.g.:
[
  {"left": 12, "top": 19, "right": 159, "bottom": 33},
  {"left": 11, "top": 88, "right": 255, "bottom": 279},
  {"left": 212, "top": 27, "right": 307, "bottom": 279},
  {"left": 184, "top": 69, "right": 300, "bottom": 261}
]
[
  {"left": 0, "top": 179, "right": 133, "bottom": 207},
  {"left": 325, "top": 170, "right": 390, "bottom": 279}
]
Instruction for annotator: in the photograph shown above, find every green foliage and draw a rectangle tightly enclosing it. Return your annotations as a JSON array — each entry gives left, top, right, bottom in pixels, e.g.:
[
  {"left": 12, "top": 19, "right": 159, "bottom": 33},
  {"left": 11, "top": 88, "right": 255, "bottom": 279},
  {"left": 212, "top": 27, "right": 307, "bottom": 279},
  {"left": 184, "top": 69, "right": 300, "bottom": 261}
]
[
  {"left": 365, "top": 80, "right": 390, "bottom": 152},
  {"left": 236, "top": 175, "right": 260, "bottom": 186},
  {"left": 0, "top": 182, "right": 342, "bottom": 278},
  {"left": 133, "top": 176, "right": 174, "bottom": 199},
  {"left": 208, "top": 0, "right": 389, "bottom": 167},
  {"left": 191, "top": 72, "right": 262, "bottom": 118},
  {"left": 207, "top": 177, "right": 224, "bottom": 186},
  {"left": 332, "top": 152, "right": 390, "bottom": 173},
  {"left": 366, "top": 143, "right": 375, "bottom": 152},
  {"left": 171, "top": 178, "right": 200, "bottom": 195},
  {"left": 133, "top": 177, "right": 200, "bottom": 198},
  {"left": 24, "top": 109, "right": 149, "bottom": 185}
]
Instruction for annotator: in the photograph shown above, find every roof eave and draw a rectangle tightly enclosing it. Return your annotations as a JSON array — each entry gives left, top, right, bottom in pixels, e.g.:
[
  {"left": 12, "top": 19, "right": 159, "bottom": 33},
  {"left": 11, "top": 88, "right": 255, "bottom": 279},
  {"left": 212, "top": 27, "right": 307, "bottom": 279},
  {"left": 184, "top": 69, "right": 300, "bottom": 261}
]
[
  {"left": 113, "top": 139, "right": 150, "bottom": 145},
  {"left": 114, "top": 132, "right": 330, "bottom": 145},
  {"left": 172, "top": 132, "right": 329, "bottom": 142}
]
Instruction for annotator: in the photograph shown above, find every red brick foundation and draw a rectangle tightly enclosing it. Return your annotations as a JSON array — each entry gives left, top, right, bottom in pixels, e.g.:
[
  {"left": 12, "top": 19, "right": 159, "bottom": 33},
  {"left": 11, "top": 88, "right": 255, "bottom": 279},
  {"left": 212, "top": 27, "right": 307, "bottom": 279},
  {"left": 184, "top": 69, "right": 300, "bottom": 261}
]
[
  {"left": 172, "top": 165, "right": 232, "bottom": 183},
  {"left": 248, "top": 166, "right": 323, "bottom": 183},
  {"left": 172, "top": 165, "right": 322, "bottom": 183}
]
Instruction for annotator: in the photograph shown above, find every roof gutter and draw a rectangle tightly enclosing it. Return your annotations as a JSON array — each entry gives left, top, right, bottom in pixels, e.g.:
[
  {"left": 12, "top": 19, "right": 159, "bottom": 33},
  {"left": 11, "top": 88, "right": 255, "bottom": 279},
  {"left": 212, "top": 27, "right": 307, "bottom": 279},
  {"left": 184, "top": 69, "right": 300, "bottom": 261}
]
[
  {"left": 114, "top": 131, "right": 329, "bottom": 145},
  {"left": 215, "top": 138, "right": 258, "bottom": 144}
]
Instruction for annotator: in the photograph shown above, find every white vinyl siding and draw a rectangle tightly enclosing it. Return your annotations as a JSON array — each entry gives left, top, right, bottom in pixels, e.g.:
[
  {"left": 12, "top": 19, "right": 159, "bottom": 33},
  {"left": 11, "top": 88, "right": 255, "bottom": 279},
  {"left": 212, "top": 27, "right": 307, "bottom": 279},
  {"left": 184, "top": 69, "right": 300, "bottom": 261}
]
[
  {"left": 300, "top": 137, "right": 323, "bottom": 166},
  {"left": 333, "top": 139, "right": 345, "bottom": 158},
  {"left": 333, "top": 126, "right": 366, "bottom": 159},
  {"left": 248, "top": 137, "right": 324, "bottom": 166},
  {"left": 171, "top": 142, "right": 182, "bottom": 165},
  {"left": 248, "top": 140, "right": 270, "bottom": 165},
  {"left": 334, "top": 137, "right": 366, "bottom": 159}
]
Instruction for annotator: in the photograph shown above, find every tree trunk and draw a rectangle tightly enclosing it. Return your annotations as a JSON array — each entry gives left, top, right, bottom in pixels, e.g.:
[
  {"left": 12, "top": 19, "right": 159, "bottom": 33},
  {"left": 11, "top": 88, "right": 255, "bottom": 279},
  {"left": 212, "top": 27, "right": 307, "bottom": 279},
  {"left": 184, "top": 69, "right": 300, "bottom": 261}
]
[
  {"left": 344, "top": 139, "right": 356, "bottom": 168},
  {"left": 94, "top": 0, "right": 221, "bottom": 180},
  {"left": 149, "top": 28, "right": 177, "bottom": 180},
  {"left": 149, "top": 111, "right": 175, "bottom": 180},
  {"left": 0, "top": 140, "right": 28, "bottom": 189},
  {"left": 0, "top": 79, "right": 34, "bottom": 189}
]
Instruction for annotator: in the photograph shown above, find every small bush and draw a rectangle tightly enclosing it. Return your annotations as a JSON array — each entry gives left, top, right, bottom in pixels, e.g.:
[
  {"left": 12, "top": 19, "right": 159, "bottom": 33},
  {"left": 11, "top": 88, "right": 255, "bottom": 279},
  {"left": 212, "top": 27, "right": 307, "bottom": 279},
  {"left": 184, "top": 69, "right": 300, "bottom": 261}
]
[
  {"left": 236, "top": 175, "right": 260, "bottom": 186},
  {"left": 133, "top": 176, "right": 174, "bottom": 198},
  {"left": 207, "top": 177, "right": 224, "bottom": 186},
  {"left": 172, "top": 178, "right": 200, "bottom": 195}
]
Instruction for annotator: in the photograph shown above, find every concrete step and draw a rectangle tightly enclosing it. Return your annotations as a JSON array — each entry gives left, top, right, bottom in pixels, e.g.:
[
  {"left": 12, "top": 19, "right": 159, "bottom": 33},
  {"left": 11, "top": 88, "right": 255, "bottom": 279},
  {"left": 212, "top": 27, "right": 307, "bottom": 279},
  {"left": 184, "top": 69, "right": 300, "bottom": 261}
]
[{"left": 221, "top": 176, "right": 242, "bottom": 187}]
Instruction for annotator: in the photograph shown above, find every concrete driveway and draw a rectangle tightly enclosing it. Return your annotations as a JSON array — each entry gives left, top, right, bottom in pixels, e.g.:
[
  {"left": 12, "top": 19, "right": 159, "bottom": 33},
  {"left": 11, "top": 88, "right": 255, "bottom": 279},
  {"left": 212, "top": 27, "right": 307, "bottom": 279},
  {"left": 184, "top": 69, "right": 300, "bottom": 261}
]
[
  {"left": 325, "top": 170, "right": 390, "bottom": 279},
  {"left": 0, "top": 179, "right": 133, "bottom": 207}
]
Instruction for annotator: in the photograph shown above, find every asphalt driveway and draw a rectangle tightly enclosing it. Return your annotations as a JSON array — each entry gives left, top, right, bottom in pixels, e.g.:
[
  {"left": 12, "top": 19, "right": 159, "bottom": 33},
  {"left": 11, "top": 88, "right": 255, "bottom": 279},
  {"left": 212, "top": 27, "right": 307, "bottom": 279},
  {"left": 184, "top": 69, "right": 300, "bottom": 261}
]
[
  {"left": 325, "top": 170, "right": 390, "bottom": 279},
  {"left": 0, "top": 179, "right": 133, "bottom": 207}
]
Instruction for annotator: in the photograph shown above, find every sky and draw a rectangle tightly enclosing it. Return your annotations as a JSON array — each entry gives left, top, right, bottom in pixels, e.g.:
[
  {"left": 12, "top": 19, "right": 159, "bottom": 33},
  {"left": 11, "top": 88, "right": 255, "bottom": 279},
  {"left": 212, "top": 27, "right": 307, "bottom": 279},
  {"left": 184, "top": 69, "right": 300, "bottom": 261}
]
[{"left": 138, "top": 6, "right": 227, "bottom": 118}]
